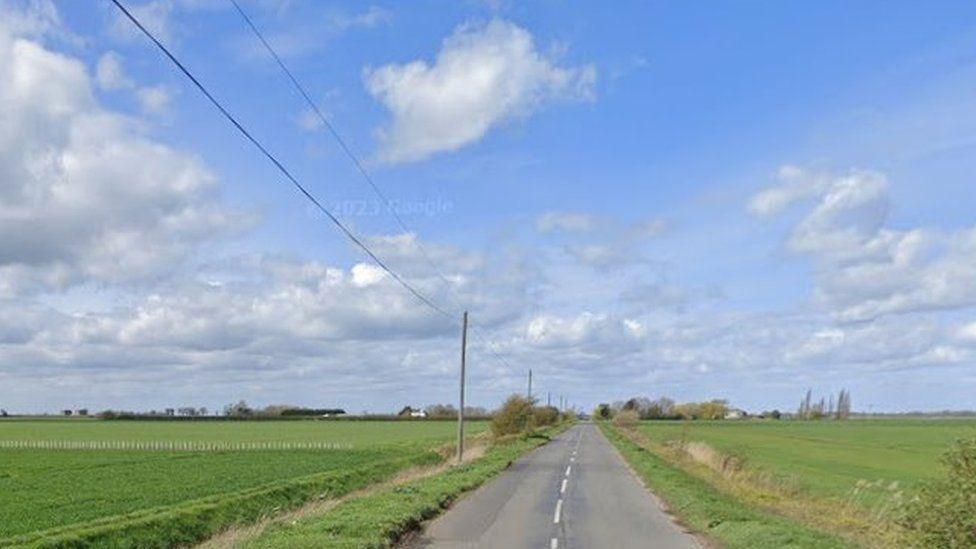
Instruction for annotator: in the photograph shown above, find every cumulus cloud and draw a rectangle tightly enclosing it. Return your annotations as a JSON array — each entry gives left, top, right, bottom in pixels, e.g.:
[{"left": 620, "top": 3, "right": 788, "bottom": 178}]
[
  {"left": 364, "top": 18, "right": 596, "bottom": 163},
  {"left": 524, "top": 312, "right": 645, "bottom": 350},
  {"left": 0, "top": 22, "right": 243, "bottom": 295},
  {"left": 751, "top": 166, "right": 976, "bottom": 321}
]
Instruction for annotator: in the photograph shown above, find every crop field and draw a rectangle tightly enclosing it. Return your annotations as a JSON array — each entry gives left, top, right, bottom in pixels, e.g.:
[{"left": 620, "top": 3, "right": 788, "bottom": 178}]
[
  {"left": 634, "top": 419, "right": 976, "bottom": 505},
  {"left": 0, "top": 419, "right": 486, "bottom": 546}
]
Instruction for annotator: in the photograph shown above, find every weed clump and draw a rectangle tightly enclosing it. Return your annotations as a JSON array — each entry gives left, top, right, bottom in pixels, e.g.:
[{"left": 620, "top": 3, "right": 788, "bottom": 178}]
[
  {"left": 612, "top": 409, "right": 639, "bottom": 428},
  {"left": 898, "top": 437, "right": 976, "bottom": 547}
]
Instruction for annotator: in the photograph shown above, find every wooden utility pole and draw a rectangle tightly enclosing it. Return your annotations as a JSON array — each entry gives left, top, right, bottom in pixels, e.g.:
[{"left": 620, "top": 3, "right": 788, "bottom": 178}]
[
  {"left": 547, "top": 392, "right": 551, "bottom": 407},
  {"left": 457, "top": 311, "right": 468, "bottom": 464},
  {"left": 527, "top": 369, "right": 533, "bottom": 401}
]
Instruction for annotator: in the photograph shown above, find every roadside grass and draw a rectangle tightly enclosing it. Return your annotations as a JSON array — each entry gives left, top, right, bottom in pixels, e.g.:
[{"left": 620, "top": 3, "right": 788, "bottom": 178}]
[
  {"left": 0, "top": 421, "right": 487, "bottom": 547},
  {"left": 633, "top": 419, "right": 976, "bottom": 506},
  {"left": 600, "top": 422, "right": 852, "bottom": 549},
  {"left": 625, "top": 419, "right": 976, "bottom": 546},
  {"left": 244, "top": 425, "right": 571, "bottom": 549}
]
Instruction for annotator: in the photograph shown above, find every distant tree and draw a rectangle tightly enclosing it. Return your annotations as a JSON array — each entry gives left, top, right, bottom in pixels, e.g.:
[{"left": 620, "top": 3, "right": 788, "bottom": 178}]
[
  {"left": 594, "top": 403, "right": 612, "bottom": 420},
  {"left": 62, "top": 409, "right": 72, "bottom": 416},
  {"left": 836, "top": 389, "right": 852, "bottom": 420},
  {"left": 674, "top": 402, "right": 701, "bottom": 420},
  {"left": 223, "top": 400, "right": 253, "bottom": 418},
  {"left": 798, "top": 389, "right": 813, "bottom": 420},
  {"left": 199, "top": 407, "right": 208, "bottom": 417},
  {"left": 699, "top": 399, "right": 730, "bottom": 420},
  {"left": 259, "top": 405, "right": 294, "bottom": 417},
  {"left": 424, "top": 404, "right": 458, "bottom": 418},
  {"left": 0, "top": 409, "right": 8, "bottom": 417},
  {"left": 77, "top": 409, "right": 88, "bottom": 416},
  {"left": 645, "top": 397, "right": 676, "bottom": 420},
  {"left": 463, "top": 406, "right": 488, "bottom": 416}
]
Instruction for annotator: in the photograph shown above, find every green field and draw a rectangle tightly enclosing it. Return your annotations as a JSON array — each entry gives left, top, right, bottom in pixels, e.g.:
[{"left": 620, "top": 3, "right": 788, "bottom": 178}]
[
  {"left": 634, "top": 419, "right": 976, "bottom": 503},
  {"left": 0, "top": 419, "right": 486, "bottom": 546}
]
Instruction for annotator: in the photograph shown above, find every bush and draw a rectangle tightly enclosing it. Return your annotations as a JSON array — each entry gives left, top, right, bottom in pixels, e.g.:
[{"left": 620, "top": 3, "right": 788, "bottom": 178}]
[
  {"left": 612, "top": 409, "right": 639, "bottom": 428},
  {"left": 594, "top": 403, "right": 612, "bottom": 420},
  {"left": 898, "top": 437, "right": 976, "bottom": 547},
  {"left": 533, "top": 405, "right": 560, "bottom": 427},
  {"left": 491, "top": 395, "right": 535, "bottom": 437}
]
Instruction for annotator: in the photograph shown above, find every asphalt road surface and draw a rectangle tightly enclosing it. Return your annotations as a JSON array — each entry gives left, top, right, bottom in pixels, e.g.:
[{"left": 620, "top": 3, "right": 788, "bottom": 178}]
[{"left": 417, "top": 422, "right": 699, "bottom": 549}]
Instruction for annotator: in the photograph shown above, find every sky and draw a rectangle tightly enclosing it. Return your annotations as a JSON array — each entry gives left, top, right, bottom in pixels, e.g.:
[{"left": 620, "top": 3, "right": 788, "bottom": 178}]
[{"left": 2, "top": 0, "right": 976, "bottom": 414}]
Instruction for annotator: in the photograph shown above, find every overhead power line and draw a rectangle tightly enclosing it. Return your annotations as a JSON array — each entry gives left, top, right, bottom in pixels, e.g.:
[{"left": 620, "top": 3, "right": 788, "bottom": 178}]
[
  {"left": 110, "top": 0, "right": 452, "bottom": 320},
  {"left": 228, "top": 0, "right": 518, "bottom": 371}
]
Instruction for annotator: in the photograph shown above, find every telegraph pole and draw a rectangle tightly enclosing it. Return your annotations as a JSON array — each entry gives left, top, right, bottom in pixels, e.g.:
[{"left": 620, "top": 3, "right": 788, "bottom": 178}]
[
  {"left": 527, "top": 369, "right": 533, "bottom": 401},
  {"left": 457, "top": 311, "right": 468, "bottom": 464},
  {"left": 547, "top": 392, "right": 551, "bottom": 407}
]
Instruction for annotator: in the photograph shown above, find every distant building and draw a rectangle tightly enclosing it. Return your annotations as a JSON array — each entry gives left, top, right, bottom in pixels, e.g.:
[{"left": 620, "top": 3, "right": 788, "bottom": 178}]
[
  {"left": 397, "top": 406, "right": 427, "bottom": 418},
  {"left": 725, "top": 408, "right": 747, "bottom": 420}
]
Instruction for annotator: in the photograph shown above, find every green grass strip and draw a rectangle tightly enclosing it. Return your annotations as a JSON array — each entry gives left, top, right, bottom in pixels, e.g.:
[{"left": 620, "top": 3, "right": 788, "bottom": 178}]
[
  {"left": 3, "top": 453, "right": 442, "bottom": 549},
  {"left": 599, "top": 423, "right": 853, "bottom": 549},
  {"left": 246, "top": 424, "right": 572, "bottom": 549}
]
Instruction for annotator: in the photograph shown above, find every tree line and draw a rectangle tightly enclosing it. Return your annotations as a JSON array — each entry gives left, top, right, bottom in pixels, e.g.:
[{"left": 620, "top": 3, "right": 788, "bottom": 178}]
[
  {"left": 594, "top": 397, "right": 736, "bottom": 421},
  {"left": 797, "top": 389, "right": 852, "bottom": 420}
]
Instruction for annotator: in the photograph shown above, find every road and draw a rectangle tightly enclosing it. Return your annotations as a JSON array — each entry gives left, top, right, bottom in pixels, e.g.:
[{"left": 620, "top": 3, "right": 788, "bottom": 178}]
[{"left": 416, "top": 422, "right": 699, "bottom": 549}]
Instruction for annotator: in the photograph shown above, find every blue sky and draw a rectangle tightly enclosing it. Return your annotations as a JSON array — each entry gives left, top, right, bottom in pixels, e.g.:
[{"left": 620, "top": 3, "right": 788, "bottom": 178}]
[{"left": 2, "top": 0, "right": 976, "bottom": 414}]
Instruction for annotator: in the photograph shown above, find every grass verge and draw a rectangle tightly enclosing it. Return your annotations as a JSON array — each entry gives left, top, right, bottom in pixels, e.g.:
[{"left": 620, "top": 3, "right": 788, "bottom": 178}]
[
  {"left": 599, "top": 422, "right": 852, "bottom": 549},
  {"left": 244, "top": 423, "right": 572, "bottom": 548}
]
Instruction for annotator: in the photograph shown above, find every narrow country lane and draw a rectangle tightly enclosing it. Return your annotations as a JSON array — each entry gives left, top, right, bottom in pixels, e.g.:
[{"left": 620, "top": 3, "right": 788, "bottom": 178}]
[{"left": 417, "top": 423, "right": 699, "bottom": 549}]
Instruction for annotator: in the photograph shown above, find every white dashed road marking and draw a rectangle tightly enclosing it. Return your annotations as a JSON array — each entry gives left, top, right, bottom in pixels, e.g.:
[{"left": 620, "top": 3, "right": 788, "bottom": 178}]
[
  {"left": 553, "top": 498, "right": 563, "bottom": 524},
  {"left": 561, "top": 478, "right": 567, "bottom": 494}
]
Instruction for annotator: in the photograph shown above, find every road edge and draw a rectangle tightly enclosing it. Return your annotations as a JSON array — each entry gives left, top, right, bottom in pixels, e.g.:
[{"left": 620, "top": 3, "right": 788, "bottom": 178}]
[{"left": 244, "top": 422, "right": 575, "bottom": 548}]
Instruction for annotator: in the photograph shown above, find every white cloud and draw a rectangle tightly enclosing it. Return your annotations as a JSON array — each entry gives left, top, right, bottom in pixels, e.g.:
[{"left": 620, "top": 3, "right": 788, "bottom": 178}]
[
  {"left": 94, "top": 51, "right": 172, "bottom": 115},
  {"left": 747, "top": 165, "right": 827, "bottom": 217},
  {"left": 525, "top": 312, "right": 644, "bottom": 350},
  {"left": 95, "top": 51, "right": 130, "bottom": 90},
  {"left": 364, "top": 18, "right": 596, "bottom": 163},
  {"left": 110, "top": 0, "right": 175, "bottom": 44},
  {"left": 0, "top": 21, "right": 243, "bottom": 295},
  {"left": 956, "top": 322, "right": 976, "bottom": 342},
  {"left": 564, "top": 244, "right": 628, "bottom": 269},
  {"left": 751, "top": 166, "right": 976, "bottom": 321},
  {"left": 2, "top": 0, "right": 65, "bottom": 40},
  {"left": 135, "top": 84, "right": 172, "bottom": 114},
  {"left": 536, "top": 211, "right": 599, "bottom": 233}
]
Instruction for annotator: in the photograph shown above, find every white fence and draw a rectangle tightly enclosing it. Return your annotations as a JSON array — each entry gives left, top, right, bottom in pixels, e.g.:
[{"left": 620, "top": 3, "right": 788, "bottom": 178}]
[{"left": 0, "top": 440, "right": 354, "bottom": 451}]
